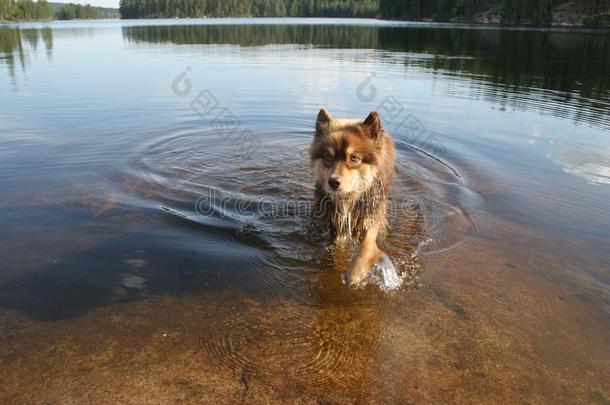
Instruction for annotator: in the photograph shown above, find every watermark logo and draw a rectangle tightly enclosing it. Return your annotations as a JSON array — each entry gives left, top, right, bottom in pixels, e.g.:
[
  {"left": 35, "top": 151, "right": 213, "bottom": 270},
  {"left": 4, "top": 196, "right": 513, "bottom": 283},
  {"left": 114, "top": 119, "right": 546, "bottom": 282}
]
[
  {"left": 357, "top": 74, "right": 446, "bottom": 157},
  {"left": 194, "top": 188, "right": 422, "bottom": 222},
  {"left": 171, "top": 67, "right": 261, "bottom": 155},
  {"left": 356, "top": 72, "right": 377, "bottom": 102}
]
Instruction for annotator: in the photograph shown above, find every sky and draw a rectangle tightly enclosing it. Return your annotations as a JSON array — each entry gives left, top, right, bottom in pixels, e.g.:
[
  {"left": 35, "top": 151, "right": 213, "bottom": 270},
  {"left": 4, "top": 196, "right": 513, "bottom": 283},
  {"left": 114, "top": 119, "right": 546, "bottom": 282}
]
[{"left": 53, "top": 0, "right": 120, "bottom": 8}]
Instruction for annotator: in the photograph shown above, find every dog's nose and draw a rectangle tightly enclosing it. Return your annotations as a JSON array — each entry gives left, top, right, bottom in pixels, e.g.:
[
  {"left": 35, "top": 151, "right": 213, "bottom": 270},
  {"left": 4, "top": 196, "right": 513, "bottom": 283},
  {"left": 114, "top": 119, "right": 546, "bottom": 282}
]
[{"left": 328, "top": 176, "right": 341, "bottom": 190}]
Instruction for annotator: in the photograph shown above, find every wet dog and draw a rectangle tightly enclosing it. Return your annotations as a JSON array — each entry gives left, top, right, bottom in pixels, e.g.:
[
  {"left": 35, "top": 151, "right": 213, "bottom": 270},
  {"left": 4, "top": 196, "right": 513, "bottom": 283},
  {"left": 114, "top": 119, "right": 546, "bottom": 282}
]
[{"left": 310, "top": 108, "right": 395, "bottom": 285}]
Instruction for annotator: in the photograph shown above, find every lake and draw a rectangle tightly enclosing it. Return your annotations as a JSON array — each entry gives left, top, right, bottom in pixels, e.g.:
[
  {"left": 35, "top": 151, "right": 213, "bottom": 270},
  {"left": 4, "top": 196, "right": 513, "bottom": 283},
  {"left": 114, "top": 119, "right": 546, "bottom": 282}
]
[{"left": 0, "top": 18, "right": 609, "bottom": 403}]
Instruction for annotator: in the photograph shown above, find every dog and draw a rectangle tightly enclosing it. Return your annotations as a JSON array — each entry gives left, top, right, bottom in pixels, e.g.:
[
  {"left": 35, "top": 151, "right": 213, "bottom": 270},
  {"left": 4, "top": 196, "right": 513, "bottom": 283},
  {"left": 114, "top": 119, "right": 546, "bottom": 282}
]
[{"left": 310, "top": 108, "right": 395, "bottom": 285}]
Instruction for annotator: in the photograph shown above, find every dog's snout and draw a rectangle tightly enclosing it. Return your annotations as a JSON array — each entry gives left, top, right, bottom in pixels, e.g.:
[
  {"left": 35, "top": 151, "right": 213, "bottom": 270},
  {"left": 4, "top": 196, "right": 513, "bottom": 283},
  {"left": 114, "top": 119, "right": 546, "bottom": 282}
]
[{"left": 328, "top": 176, "right": 341, "bottom": 190}]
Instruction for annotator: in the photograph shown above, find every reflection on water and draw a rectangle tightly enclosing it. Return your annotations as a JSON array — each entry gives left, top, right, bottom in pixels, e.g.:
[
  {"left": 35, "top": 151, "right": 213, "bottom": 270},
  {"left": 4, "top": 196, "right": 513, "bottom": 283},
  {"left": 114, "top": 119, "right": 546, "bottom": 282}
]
[
  {"left": 1, "top": 19, "right": 610, "bottom": 403},
  {"left": 124, "top": 23, "right": 610, "bottom": 129},
  {"left": 0, "top": 27, "right": 53, "bottom": 77}
]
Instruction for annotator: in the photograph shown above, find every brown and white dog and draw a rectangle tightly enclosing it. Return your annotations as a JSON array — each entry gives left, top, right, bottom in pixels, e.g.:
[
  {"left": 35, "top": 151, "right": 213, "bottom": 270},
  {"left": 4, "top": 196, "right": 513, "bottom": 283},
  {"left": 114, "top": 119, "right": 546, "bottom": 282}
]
[{"left": 310, "top": 108, "right": 396, "bottom": 285}]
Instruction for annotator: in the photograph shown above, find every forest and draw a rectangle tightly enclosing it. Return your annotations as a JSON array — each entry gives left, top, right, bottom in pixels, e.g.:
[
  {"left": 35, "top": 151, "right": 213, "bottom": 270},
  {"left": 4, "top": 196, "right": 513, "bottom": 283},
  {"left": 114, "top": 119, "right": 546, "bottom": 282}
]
[
  {"left": 119, "top": 0, "right": 378, "bottom": 19},
  {"left": 54, "top": 2, "right": 120, "bottom": 19},
  {"left": 117, "top": 0, "right": 610, "bottom": 25},
  {"left": 0, "top": 0, "right": 118, "bottom": 20},
  {"left": 0, "top": 0, "right": 53, "bottom": 20},
  {"left": 1, "top": 0, "right": 608, "bottom": 24},
  {"left": 379, "top": 0, "right": 610, "bottom": 25}
]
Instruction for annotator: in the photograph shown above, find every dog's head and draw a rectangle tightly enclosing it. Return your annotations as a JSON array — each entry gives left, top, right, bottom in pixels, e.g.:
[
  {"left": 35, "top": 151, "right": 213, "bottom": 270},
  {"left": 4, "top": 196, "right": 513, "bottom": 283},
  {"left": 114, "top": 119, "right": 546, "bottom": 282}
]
[{"left": 310, "top": 108, "right": 384, "bottom": 198}]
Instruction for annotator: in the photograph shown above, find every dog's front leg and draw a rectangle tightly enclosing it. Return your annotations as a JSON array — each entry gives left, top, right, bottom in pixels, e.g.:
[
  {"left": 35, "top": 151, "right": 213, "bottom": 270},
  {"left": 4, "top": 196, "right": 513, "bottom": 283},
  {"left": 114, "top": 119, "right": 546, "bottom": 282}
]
[{"left": 343, "top": 225, "right": 383, "bottom": 285}]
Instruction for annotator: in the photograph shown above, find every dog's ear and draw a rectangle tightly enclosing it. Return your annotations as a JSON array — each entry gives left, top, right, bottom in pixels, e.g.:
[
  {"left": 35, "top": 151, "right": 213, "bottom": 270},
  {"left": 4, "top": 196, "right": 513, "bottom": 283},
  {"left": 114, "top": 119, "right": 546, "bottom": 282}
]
[
  {"left": 362, "top": 111, "right": 382, "bottom": 140},
  {"left": 315, "top": 108, "right": 332, "bottom": 135}
]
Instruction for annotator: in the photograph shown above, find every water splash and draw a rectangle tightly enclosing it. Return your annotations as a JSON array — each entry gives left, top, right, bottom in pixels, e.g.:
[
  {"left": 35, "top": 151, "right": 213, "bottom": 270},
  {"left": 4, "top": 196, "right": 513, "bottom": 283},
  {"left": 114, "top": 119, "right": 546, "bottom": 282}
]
[{"left": 356, "top": 253, "right": 403, "bottom": 292}]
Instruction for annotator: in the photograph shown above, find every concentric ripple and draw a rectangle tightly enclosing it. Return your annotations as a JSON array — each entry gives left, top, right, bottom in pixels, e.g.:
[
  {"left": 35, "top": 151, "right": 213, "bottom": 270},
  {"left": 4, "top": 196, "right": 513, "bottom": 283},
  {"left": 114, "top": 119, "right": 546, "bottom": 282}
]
[
  {"left": 115, "top": 126, "right": 488, "bottom": 388},
  {"left": 122, "top": 126, "right": 484, "bottom": 274}
]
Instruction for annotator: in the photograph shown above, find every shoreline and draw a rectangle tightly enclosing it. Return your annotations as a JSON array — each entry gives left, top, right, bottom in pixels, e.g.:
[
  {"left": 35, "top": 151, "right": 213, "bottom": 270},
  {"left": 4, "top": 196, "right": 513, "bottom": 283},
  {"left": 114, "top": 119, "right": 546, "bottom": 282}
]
[{"left": 1, "top": 15, "right": 609, "bottom": 29}]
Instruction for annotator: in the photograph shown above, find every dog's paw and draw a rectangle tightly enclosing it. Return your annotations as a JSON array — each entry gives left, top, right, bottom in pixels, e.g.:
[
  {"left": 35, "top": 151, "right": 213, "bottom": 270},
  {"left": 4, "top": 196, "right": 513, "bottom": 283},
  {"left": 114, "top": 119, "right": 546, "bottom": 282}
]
[{"left": 341, "top": 271, "right": 364, "bottom": 286}]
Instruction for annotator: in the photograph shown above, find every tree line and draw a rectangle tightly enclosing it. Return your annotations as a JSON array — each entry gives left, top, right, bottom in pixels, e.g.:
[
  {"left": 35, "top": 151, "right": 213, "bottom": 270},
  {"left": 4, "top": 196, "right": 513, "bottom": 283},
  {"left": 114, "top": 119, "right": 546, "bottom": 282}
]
[
  {"left": 0, "top": 0, "right": 52, "bottom": 21},
  {"left": 379, "top": 0, "right": 610, "bottom": 25},
  {"left": 119, "top": 0, "right": 379, "bottom": 19},
  {"left": 119, "top": 0, "right": 609, "bottom": 25},
  {"left": 2, "top": 0, "right": 608, "bottom": 24},
  {"left": 54, "top": 3, "right": 119, "bottom": 19},
  {"left": 1, "top": 0, "right": 119, "bottom": 21},
  {"left": 55, "top": 3, "right": 100, "bottom": 19}
]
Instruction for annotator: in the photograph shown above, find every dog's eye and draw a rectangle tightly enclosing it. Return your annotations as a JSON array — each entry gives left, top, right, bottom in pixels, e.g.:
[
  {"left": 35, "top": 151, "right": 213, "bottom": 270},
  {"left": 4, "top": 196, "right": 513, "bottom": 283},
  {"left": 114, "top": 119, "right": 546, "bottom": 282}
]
[
  {"left": 323, "top": 154, "right": 333, "bottom": 165},
  {"left": 349, "top": 155, "right": 361, "bottom": 164}
]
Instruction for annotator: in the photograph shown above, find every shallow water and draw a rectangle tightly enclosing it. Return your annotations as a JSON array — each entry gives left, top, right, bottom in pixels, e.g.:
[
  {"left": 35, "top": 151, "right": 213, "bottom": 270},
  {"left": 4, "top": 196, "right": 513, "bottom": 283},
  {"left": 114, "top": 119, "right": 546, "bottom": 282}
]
[{"left": 1, "top": 19, "right": 609, "bottom": 403}]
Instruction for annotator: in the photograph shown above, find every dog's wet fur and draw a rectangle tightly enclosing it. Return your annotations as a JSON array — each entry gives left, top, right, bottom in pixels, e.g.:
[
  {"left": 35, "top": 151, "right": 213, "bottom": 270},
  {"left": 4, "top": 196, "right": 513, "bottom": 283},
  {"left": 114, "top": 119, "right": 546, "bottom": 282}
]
[{"left": 310, "top": 108, "right": 395, "bottom": 285}]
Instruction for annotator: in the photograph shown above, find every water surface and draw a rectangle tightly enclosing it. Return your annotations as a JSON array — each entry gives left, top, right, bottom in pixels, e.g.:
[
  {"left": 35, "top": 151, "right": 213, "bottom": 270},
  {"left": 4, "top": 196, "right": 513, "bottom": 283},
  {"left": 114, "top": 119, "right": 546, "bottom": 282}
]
[{"left": 1, "top": 18, "right": 609, "bottom": 403}]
